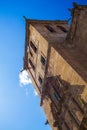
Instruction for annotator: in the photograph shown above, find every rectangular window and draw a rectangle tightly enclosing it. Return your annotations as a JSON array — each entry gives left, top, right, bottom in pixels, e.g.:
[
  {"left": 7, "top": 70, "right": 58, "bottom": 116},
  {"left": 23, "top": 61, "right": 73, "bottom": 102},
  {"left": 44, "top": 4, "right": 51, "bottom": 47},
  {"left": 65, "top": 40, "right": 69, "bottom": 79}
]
[
  {"left": 57, "top": 25, "right": 68, "bottom": 33},
  {"left": 53, "top": 92, "right": 60, "bottom": 101},
  {"left": 45, "top": 25, "right": 56, "bottom": 33},
  {"left": 29, "top": 59, "right": 35, "bottom": 70},
  {"left": 41, "top": 55, "right": 46, "bottom": 66},
  {"left": 30, "top": 41, "right": 37, "bottom": 53},
  {"left": 30, "top": 50, "right": 33, "bottom": 57},
  {"left": 38, "top": 76, "right": 43, "bottom": 85}
]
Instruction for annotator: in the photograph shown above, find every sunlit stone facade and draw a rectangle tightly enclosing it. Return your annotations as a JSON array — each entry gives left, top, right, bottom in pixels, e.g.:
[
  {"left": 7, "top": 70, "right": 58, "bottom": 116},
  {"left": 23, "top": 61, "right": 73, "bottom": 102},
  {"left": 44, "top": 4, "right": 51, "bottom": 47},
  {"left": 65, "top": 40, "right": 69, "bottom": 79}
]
[{"left": 23, "top": 3, "right": 87, "bottom": 130}]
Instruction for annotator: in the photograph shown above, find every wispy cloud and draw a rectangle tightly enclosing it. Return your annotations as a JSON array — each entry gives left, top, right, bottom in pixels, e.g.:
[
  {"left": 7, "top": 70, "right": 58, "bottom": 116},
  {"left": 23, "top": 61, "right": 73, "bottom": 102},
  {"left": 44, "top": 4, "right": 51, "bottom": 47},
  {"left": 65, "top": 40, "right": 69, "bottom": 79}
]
[
  {"left": 19, "top": 70, "right": 32, "bottom": 86},
  {"left": 34, "top": 89, "right": 38, "bottom": 96},
  {"left": 19, "top": 70, "right": 38, "bottom": 97}
]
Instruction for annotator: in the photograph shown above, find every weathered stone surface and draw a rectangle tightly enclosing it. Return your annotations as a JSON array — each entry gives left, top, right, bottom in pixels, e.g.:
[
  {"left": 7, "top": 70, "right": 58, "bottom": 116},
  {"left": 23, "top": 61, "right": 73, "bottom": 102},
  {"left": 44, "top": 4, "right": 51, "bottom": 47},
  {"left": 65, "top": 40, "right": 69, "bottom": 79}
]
[{"left": 23, "top": 3, "right": 87, "bottom": 130}]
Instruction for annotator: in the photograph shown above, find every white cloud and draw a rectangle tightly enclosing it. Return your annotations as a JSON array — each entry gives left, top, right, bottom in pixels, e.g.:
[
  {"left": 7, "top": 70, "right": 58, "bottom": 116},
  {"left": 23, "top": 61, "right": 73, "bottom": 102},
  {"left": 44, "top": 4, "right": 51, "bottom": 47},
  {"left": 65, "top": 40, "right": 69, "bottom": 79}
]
[
  {"left": 34, "top": 89, "right": 38, "bottom": 96},
  {"left": 19, "top": 70, "right": 32, "bottom": 86},
  {"left": 19, "top": 70, "right": 38, "bottom": 97}
]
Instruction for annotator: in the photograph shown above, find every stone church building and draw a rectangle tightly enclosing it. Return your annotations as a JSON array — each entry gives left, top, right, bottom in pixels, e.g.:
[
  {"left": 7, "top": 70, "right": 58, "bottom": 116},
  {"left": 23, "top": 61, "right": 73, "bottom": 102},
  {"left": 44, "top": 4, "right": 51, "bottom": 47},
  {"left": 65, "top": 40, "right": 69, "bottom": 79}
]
[{"left": 23, "top": 3, "right": 87, "bottom": 130}]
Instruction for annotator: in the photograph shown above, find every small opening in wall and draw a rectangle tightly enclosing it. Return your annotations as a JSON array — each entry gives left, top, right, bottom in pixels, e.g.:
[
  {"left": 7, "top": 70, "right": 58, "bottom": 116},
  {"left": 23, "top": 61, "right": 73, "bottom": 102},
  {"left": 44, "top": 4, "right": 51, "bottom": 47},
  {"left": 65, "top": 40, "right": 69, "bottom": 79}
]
[
  {"left": 53, "top": 92, "right": 60, "bottom": 101},
  {"left": 57, "top": 25, "right": 68, "bottom": 33},
  {"left": 30, "top": 41, "right": 37, "bottom": 53},
  {"left": 38, "top": 76, "right": 43, "bottom": 85},
  {"left": 29, "top": 59, "right": 35, "bottom": 70},
  {"left": 45, "top": 25, "right": 56, "bottom": 33},
  {"left": 30, "top": 51, "right": 33, "bottom": 57},
  {"left": 41, "top": 55, "right": 46, "bottom": 66}
]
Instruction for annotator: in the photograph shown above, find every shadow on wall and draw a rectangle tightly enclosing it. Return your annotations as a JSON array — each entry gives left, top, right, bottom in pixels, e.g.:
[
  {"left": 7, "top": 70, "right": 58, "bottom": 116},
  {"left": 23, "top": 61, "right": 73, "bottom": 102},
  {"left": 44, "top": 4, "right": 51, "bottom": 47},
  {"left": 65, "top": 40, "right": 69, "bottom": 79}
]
[{"left": 43, "top": 75, "right": 86, "bottom": 130}]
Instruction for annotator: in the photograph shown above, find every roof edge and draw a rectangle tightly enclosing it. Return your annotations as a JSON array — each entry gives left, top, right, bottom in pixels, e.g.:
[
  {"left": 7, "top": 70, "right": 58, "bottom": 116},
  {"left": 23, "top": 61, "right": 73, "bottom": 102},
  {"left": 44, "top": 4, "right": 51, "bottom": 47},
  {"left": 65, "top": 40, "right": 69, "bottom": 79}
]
[
  {"left": 73, "top": 2, "right": 87, "bottom": 9},
  {"left": 23, "top": 17, "right": 68, "bottom": 24}
]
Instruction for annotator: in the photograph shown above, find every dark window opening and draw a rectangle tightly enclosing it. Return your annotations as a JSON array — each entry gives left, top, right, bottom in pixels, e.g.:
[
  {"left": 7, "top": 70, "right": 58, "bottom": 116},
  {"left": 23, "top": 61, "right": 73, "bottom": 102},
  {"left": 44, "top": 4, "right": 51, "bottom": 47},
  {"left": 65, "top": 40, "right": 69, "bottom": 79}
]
[
  {"left": 53, "top": 92, "right": 60, "bottom": 101},
  {"left": 30, "top": 41, "right": 37, "bottom": 53},
  {"left": 57, "top": 26, "right": 68, "bottom": 33},
  {"left": 41, "top": 55, "right": 46, "bottom": 66},
  {"left": 30, "top": 51, "right": 33, "bottom": 57},
  {"left": 38, "top": 76, "right": 43, "bottom": 85},
  {"left": 29, "top": 59, "right": 35, "bottom": 70},
  {"left": 45, "top": 25, "right": 56, "bottom": 33}
]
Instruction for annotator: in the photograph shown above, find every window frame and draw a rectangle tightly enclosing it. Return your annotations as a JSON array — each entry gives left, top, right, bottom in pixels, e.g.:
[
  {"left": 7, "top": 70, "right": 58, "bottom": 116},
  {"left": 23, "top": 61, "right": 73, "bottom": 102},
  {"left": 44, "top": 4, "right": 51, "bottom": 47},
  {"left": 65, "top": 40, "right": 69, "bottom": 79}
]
[
  {"left": 57, "top": 25, "right": 68, "bottom": 33},
  {"left": 53, "top": 92, "right": 60, "bottom": 101},
  {"left": 29, "top": 50, "right": 33, "bottom": 57},
  {"left": 29, "top": 59, "right": 35, "bottom": 70},
  {"left": 30, "top": 40, "right": 37, "bottom": 53},
  {"left": 45, "top": 25, "right": 56, "bottom": 33},
  {"left": 38, "top": 75, "right": 43, "bottom": 85},
  {"left": 40, "top": 55, "right": 46, "bottom": 66}
]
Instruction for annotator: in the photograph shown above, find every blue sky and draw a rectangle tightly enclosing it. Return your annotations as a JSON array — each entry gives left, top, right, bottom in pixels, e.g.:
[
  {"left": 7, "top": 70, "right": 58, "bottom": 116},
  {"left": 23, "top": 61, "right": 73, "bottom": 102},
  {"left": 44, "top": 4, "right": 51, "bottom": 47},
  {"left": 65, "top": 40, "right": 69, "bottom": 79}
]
[{"left": 0, "top": 0, "right": 87, "bottom": 130}]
